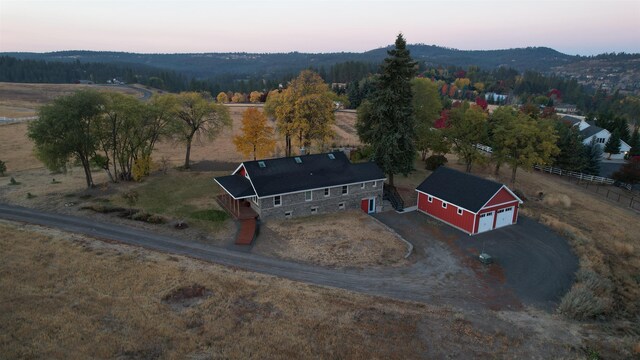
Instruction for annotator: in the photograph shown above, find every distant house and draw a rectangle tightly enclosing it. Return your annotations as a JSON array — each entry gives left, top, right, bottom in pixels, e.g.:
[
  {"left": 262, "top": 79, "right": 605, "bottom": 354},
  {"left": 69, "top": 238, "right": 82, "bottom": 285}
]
[
  {"left": 561, "top": 115, "right": 631, "bottom": 159},
  {"left": 485, "top": 92, "right": 508, "bottom": 104},
  {"left": 555, "top": 103, "right": 578, "bottom": 114},
  {"left": 415, "top": 167, "right": 523, "bottom": 235},
  {"left": 214, "top": 152, "right": 385, "bottom": 220}
]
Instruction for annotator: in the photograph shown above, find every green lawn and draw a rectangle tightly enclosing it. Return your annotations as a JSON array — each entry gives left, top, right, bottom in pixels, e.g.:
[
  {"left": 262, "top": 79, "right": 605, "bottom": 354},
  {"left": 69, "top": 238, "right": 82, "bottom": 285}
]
[{"left": 108, "top": 170, "right": 230, "bottom": 232}]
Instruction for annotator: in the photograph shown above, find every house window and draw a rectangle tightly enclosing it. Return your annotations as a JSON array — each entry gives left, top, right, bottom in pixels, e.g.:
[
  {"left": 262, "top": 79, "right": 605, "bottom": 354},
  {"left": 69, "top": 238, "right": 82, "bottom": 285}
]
[
  {"left": 274, "top": 196, "right": 281, "bottom": 207},
  {"left": 311, "top": 207, "right": 318, "bottom": 214},
  {"left": 342, "top": 185, "right": 348, "bottom": 195},
  {"left": 258, "top": 161, "right": 266, "bottom": 168},
  {"left": 442, "top": 202, "right": 447, "bottom": 209},
  {"left": 285, "top": 211, "right": 292, "bottom": 219},
  {"left": 427, "top": 195, "right": 433, "bottom": 203},
  {"left": 324, "top": 188, "right": 330, "bottom": 197},
  {"left": 457, "top": 208, "right": 463, "bottom": 215},
  {"left": 597, "top": 138, "right": 606, "bottom": 144},
  {"left": 338, "top": 202, "right": 345, "bottom": 210},
  {"left": 305, "top": 191, "right": 313, "bottom": 201},
  {"left": 360, "top": 183, "right": 365, "bottom": 189}
]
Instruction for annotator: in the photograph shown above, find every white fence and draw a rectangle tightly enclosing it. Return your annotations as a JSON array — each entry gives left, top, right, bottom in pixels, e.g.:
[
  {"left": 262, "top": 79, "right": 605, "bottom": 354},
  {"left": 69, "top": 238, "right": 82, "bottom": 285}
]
[{"left": 533, "top": 165, "right": 616, "bottom": 185}]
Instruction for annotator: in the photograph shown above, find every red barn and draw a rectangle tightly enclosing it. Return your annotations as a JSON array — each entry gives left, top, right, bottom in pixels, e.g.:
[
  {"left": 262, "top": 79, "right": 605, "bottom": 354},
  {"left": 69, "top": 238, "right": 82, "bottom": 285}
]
[{"left": 415, "top": 167, "right": 523, "bottom": 235}]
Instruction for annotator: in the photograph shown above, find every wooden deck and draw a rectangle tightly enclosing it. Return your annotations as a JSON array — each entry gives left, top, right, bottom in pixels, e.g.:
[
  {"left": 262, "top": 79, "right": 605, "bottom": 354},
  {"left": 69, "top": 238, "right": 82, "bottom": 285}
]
[{"left": 216, "top": 194, "right": 258, "bottom": 220}]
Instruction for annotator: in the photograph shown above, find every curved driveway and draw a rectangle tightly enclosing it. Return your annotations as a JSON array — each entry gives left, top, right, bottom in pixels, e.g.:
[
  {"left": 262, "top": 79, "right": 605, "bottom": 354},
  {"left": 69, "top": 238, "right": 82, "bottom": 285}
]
[
  {"left": 0, "top": 203, "right": 577, "bottom": 311},
  {"left": 0, "top": 203, "right": 477, "bottom": 308}
]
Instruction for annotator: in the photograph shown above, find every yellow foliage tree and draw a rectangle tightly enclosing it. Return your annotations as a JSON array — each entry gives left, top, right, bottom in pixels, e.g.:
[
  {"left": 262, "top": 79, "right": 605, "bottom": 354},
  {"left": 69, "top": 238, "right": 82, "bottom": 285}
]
[
  {"left": 216, "top": 92, "right": 228, "bottom": 103},
  {"left": 454, "top": 77, "right": 471, "bottom": 89},
  {"left": 231, "top": 92, "right": 245, "bottom": 103},
  {"left": 233, "top": 108, "right": 276, "bottom": 160},
  {"left": 249, "top": 91, "right": 262, "bottom": 103},
  {"left": 264, "top": 70, "right": 335, "bottom": 156}
]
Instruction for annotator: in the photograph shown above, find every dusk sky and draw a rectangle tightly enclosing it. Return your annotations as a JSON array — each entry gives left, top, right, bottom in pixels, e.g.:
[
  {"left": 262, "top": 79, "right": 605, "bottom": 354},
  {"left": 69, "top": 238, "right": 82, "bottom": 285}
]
[{"left": 1, "top": 0, "right": 639, "bottom": 56}]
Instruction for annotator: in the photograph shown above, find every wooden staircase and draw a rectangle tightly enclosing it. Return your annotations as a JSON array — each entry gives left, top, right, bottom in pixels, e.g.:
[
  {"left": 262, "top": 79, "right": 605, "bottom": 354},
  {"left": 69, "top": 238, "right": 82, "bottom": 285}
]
[{"left": 236, "top": 218, "right": 257, "bottom": 245}]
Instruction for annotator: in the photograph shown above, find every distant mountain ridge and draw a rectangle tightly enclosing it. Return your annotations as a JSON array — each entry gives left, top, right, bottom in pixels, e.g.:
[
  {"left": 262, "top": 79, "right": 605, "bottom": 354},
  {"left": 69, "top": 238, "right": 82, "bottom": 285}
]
[{"left": 3, "top": 45, "right": 636, "bottom": 80}]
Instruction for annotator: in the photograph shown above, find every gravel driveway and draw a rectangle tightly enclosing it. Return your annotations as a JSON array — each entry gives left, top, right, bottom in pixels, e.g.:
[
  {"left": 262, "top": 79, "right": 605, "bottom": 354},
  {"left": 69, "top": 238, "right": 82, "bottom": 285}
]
[{"left": 374, "top": 211, "right": 579, "bottom": 310}]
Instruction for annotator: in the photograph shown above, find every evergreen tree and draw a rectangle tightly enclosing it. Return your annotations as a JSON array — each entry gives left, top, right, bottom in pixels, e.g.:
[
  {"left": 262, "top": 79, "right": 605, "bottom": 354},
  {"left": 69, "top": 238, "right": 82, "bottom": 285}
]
[
  {"left": 583, "top": 138, "right": 603, "bottom": 175},
  {"left": 604, "top": 129, "right": 621, "bottom": 159},
  {"left": 356, "top": 34, "right": 417, "bottom": 186},
  {"left": 628, "top": 127, "right": 640, "bottom": 156},
  {"left": 554, "top": 122, "right": 586, "bottom": 171}
]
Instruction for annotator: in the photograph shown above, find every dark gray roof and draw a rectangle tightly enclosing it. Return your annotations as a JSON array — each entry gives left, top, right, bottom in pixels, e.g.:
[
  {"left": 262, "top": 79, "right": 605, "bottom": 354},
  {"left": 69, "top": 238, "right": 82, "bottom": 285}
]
[
  {"left": 561, "top": 115, "right": 581, "bottom": 126},
  {"left": 214, "top": 174, "right": 255, "bottom": 199},
  {"left": 580, "top": 124, "right": 606, "bottom": 139},
  {"left": 236, "top": 152, "right": 385, "bottom": 197},
  {"left": 416, "top": 167, "right": 514, "bottom": 213}
]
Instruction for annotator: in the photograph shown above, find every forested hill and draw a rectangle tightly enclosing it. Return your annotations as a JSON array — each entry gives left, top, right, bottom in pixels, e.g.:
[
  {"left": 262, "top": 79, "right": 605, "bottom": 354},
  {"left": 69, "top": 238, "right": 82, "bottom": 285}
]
[{"left": 3, "top": 45, "right": 579, "bottom": 78}]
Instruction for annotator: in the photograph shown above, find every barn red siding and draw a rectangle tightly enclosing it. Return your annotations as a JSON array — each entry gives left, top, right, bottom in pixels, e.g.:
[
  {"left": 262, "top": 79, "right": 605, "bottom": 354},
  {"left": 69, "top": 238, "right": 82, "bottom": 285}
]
[
  {"left": 238, "top": 166, "right": 246, "bottom": 177},
  {"left": 417, "top": 192, "right": 475, "bottom": 233},
  {"left": 484, "top": 187, "right": 517, "bottom": 207}
]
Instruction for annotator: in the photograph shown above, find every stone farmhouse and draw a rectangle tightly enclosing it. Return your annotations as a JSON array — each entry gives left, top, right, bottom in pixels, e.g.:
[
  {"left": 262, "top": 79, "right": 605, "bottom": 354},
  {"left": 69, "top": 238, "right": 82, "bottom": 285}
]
[{"left": 215, "top": 152, "right": 385, "bottom": 221}]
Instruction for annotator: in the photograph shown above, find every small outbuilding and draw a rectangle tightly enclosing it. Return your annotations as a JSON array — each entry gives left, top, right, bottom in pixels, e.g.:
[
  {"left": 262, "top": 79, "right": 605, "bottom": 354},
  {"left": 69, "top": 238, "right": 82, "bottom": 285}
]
[{"left": 415, "top": 167, "right": 523, "bottom": 235}]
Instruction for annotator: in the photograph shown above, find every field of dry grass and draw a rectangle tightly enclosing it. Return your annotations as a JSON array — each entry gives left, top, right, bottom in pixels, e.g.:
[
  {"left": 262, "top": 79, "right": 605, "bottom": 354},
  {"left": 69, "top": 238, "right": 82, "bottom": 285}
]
[
  {"left": 0, "top": 82, "right": 142, "bottom": 118},
  {"left": 0, "top": 220, "right": 585, "bottom": 358},
  {"left": 258, "top": 211, "right": 409, "bottom": 268}
]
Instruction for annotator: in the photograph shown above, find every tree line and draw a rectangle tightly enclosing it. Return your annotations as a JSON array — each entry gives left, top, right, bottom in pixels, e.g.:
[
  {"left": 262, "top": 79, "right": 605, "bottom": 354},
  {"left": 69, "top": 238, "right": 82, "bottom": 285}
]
[
  {"left": 354, "top": 34, "right": 640, "bottom": 186},
  {"left": 28, "top": 91, "right": 230, "bottom": 188}
]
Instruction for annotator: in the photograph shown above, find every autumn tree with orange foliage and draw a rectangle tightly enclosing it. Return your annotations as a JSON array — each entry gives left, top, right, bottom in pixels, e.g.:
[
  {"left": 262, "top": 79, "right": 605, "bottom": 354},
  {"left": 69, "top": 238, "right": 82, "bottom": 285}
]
[
  {"left": 249, "top": 91, "right": 262, "bottom": 103},
  {"left": 233, "top": 108, "right": 276, "bottom": 160}
]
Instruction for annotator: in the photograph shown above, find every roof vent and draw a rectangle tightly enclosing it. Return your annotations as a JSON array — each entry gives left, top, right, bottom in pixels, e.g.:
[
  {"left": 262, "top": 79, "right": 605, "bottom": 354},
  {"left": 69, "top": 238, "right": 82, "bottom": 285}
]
[
  {"left": 328, "top": 153, "right": 335, "bottom": 160},
  {"left": 294, "top": 157, "right": 302, "bottom": 164},
  {"left": 258, "top": 161, "right": 266, "bottom": 168}
]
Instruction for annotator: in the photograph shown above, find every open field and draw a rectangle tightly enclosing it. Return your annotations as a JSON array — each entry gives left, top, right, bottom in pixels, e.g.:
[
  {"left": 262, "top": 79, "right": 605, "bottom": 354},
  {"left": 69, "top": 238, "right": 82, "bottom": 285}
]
[
  {"left": 0, "top": 220, "right": 587, "bottom": 358},
  {"left": 0, "top": 82, "right": 143, "bottom": 118}
]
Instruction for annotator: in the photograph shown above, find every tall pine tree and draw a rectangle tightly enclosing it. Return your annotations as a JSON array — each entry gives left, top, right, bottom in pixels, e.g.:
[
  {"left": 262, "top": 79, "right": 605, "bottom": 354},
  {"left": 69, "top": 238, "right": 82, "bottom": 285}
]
[
  {"left": 604, "top": 129, "right": 621, "bottom": 159},
  {"left": 356, "top": 34, "right": 417, "bottom": 186}
]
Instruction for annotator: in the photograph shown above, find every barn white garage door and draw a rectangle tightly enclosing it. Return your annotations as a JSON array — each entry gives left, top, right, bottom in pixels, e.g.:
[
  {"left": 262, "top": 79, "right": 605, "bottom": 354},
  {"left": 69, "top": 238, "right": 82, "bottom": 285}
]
[
  {"left": 495, "top": 207, "right": 514, "bottom": 228},
  {"left": 477, "top": 211, "right": 494, "bottom": 233}
]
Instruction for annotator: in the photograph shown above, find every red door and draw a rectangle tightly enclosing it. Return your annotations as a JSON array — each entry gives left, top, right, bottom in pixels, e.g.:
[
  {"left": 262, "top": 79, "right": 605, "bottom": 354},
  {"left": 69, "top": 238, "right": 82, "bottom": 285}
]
[{"left": 361, "top": 199, "right": 368, "bottom": 213}]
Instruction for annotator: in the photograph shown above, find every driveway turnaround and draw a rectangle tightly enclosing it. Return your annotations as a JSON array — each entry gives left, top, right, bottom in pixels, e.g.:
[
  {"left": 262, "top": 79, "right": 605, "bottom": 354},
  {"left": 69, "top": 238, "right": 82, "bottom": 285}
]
[{"left": 374, "top": 211, "right": 579, "bottom": 310}]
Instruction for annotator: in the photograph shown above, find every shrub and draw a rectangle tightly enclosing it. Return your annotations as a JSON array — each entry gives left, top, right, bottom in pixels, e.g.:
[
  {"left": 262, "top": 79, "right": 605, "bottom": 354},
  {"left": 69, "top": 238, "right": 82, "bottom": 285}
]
[
  {"left": 26, "top": 192, "right": 36, "bottom": 199},
  {"left": 542, "top": 193, "right": 572, "bottom": 208},
  {"left": 132, "top": 156, "right": 152, "bottom": 181},
  {"left": 558, "top": 270, "right": 614, "bottom": 320},
  {"left": 350, "top": 146, "right": 373, "bottom": 162},
  {"left": 425, "top": 155, "right": 448, "bottom": 170},
  {"left": 0, "top": 160, "right": 6, "bottom": 176},
  {"left": 9, "top": 177, "right": 19, "bottom": 185}
]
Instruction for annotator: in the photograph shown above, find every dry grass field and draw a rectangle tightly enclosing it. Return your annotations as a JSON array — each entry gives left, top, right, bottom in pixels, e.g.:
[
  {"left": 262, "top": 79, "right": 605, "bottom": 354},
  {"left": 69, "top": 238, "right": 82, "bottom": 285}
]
[
  {"left": 0, "top": 82, "right": 142, "bottom": 118},
  {"left": 0, "top": 220, "right": 584, "bottom": 358},
  {"left": 258, "top": 211, "right": 409, "bottom": 268}
]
